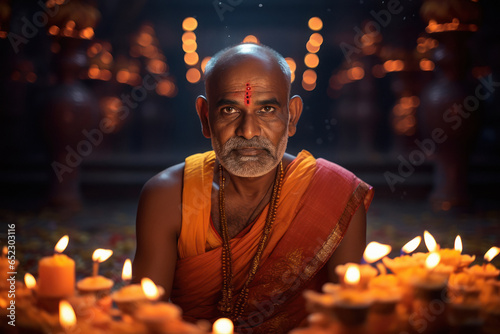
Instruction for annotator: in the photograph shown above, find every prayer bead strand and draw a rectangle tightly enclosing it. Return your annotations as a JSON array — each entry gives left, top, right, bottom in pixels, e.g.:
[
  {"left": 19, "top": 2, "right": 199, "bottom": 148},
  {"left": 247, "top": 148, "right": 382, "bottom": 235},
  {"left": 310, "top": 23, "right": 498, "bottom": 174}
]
[{"left": 217, "top": 161, "right": 284, "bottom": 321}]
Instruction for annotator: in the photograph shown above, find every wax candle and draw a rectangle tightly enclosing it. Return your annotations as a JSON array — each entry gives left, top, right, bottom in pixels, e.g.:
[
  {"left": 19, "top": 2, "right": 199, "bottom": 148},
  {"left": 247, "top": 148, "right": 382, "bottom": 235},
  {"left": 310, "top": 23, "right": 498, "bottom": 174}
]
[
  {"left": 111, "top": 277, "right": 165, "bottom": 314},
  {"left": 464, "top": 246, "right": 500, "bottom": 279},
  {"left": 91, "top": 248, "right": 113, "bottom": 276},
  {"left": 335, "top": 263, "right": 377, "bottom": 289},
  {"left": 37, "top": 236, "right": 75, "bottom": 298},
  {"left": 409, "top": 252, "right": 449, "bottom": 334},
  {"left": 136, "top": 302, "right": 182, "bottom": 333}
]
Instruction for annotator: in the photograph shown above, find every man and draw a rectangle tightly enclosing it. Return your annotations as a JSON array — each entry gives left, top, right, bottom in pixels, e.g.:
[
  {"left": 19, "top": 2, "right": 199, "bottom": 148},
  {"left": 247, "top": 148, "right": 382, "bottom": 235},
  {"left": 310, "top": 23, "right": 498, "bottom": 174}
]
[{"left": 133, "top": 43, "right": 373, "bottom": 333}]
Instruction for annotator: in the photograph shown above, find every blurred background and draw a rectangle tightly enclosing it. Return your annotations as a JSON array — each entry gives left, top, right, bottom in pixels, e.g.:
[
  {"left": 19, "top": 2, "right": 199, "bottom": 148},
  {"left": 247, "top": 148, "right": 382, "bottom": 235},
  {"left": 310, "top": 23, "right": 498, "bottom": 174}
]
[{"left": 0, "top": 0, "right": 499, "bottom": 275}]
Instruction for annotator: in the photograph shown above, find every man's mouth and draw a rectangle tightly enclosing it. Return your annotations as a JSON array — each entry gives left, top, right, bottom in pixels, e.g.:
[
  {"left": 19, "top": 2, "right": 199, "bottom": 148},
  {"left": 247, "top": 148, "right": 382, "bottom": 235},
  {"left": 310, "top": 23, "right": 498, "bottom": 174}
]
[{"left": 235, "top": 147, "right": 265, "bottom": 156}]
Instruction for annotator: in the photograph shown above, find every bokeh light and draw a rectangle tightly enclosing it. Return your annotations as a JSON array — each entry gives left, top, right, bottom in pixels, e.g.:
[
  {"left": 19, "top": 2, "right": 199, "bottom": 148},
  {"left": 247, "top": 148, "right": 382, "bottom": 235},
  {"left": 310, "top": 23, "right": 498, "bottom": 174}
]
[
  {"left": 182, "top": 32, "right": 196, "bottom": 43},
  {"left": 308, "top": 17, "right": 323, "bottom": 31},
  {"left": 302, "top": 69, "right": 317, "bottom": 85},
  {"left": 304, "top": 53, "right": 319, "bottom": 68},
  {"left": 186, "top": 68, "right": 201, "bottom": 83},
  {"left": 184, "top": 52, "right": 199, "bottom": 66},
  {"left": 182, "top": 17, "right": 198, "bottom": 31},
  {"left": 242, "top": 35, "right": 259, "bottom": 44},
  {"left": 201, "top": 57, "right": 211, "bottom": 73}
]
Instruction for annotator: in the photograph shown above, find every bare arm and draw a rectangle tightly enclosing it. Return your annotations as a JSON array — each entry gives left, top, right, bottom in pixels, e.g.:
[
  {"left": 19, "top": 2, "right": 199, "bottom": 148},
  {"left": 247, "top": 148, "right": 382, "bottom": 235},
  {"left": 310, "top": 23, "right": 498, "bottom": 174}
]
[
  {"left": 132, "top": 163, "right": 184, "bottom": 300},
  {"left": 326, "top": 203, "right": 367, "bottom": 282}
]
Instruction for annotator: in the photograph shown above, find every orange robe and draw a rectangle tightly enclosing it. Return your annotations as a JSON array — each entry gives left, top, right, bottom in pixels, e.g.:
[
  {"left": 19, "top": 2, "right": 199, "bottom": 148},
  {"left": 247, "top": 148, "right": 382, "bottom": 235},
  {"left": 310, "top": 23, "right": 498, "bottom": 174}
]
[{"left": 171, "top": 150, "right": 373, "bottom": 333}]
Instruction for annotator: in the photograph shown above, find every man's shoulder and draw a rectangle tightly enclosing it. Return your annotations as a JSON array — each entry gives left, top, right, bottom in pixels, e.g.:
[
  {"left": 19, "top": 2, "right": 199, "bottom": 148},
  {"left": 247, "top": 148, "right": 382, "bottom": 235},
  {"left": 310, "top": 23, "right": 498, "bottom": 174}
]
[
  {"left": 312, "top": 157, "right": 360, "bottom": 186},
  {"left": 141, "top": 162, "right": 185, "bottom": 196}
]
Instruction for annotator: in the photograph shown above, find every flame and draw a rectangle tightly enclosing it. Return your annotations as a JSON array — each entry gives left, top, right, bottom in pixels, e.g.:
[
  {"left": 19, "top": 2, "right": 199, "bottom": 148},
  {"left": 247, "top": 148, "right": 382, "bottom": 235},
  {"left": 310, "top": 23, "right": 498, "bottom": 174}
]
[
  {"left": 425, "top": 252, "right": 441, "bottom": 270},
  {"left": 454, "top": 235, "right": 463, "bottom": 253},
  {"left": 122, "top": 259, "right": 132, "bottom": 281},
  {"left": 363, "top": 241, "right": 392, "bottom": 263},
  {"left": 484, "top": 247, "right": 500, "bottom": 262},
  {"left": 344, "top": 264, "right": 361, "bottom": 285},
  {"left": 402, "top": 236, "right": 421, "bottom": 253},
  {"left": 24, "top": 273, "right": 36, "bottom": 289},
  {"left": 59, "top": 300, "right": 76, "bottom": 330},
  {"left": 2, "top": 246, "right": 6, "bottom": 257},
  {"left": 213, "top": 318, "right": 234, "bottom": 334},
  {"left": 141, "top": 277, "right": 159, "bottom": 300},
  {"left": 55, "top": 235, "right": 69, "bottom": 253},
  {"left": 92, "top": 249, "right": 113, "bottom": 263},
  {"left": 424, "top": 231, "right": 438, "bottom": 252}
]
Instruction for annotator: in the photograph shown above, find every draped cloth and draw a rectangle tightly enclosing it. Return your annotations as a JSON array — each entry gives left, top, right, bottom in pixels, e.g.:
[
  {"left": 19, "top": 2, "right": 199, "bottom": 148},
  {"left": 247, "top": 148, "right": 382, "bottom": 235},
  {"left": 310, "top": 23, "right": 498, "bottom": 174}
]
[{"left": 171, "top": 150, "right": 373, "bottom": 333}]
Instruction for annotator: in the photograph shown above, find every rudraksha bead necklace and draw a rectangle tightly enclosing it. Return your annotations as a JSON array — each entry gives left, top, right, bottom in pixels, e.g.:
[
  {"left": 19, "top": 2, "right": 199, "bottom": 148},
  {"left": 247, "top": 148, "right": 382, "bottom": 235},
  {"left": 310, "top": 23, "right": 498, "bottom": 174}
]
[{"left": 217, "top": 161, "right": 284, "bottom": 321}]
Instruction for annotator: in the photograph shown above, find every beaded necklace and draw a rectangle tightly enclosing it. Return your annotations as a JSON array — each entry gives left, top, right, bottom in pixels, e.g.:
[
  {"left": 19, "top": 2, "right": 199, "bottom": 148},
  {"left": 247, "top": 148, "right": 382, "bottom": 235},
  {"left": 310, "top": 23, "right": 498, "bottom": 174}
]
[{"left": 217, "top": 161, "right": 284, "bottom": 321}]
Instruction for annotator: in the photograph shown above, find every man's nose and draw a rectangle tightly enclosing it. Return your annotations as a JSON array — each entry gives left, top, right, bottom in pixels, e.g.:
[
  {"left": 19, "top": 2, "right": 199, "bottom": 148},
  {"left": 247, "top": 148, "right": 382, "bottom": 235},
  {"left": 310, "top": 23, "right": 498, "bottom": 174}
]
[{"left": 235, "top": 112, "right": 261, "bottom": 139}]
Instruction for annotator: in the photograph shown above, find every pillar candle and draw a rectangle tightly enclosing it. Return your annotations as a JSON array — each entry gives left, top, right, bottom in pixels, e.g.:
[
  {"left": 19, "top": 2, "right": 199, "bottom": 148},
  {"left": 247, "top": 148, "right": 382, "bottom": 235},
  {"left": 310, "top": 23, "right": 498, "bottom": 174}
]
[{"left": 38, "top": 253, "right": 75, "bottom": 298}]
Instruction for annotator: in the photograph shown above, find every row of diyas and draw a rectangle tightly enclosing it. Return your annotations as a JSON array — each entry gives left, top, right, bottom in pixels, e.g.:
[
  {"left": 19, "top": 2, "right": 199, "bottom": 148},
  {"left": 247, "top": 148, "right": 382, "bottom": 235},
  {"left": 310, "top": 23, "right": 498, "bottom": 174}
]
[
  {"left": 0, "top": 235, "right": 235, "bottom": 334},
  {"left": 295, "top": 231, "right": 500, "bottom": 334}
]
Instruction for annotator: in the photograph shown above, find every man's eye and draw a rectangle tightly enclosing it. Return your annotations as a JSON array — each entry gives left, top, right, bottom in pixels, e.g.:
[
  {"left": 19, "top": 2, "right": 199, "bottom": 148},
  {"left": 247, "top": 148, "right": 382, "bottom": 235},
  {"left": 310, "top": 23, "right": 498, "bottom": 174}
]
[
  {"left": 221, "top": 107, "right": 238, "bottom": 114},
  {"left": 260, "top": 106, "right": 276, "bottom": 113}
]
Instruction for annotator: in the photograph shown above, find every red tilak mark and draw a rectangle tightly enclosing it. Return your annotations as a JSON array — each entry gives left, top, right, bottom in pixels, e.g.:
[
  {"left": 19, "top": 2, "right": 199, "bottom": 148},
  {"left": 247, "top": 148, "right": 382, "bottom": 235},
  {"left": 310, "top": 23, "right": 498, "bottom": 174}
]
[{"left": 245, "top": 83, "right": 252, "bottom": 106}]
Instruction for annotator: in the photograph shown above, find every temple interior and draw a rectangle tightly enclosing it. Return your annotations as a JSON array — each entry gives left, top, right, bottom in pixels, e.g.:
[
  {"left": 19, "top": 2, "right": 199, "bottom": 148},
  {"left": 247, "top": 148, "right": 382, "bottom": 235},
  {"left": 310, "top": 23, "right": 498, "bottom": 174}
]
[{"left": 1, "top": 0, "right": 500, "bottom": 332}]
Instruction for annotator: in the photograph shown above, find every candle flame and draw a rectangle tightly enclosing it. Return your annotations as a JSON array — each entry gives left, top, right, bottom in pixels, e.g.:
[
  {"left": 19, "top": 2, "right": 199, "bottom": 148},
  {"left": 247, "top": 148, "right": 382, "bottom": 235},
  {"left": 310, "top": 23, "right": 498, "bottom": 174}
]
[
  {"left": 141, "top": 277, "right": 159, "bottom": 300},
  {"left": 363, "top": 241, "right": 392, "bottom": 263},
  {"left": 425, "top": 252, "right": 441, "bottom": 270},
  {"left": 24, "top": 273, "right": 36, "bottom": 289},
  {"left": 213, "top": 318, "right": 234, "bottom": 334},
  {"left": 454, "top": 235, "right": 463, "bottom": 253},
  {"left": 484, "top": 247, "right": 500, "bottom": 262},
  {"left": 344, "top": 264, "right": 361, "bottom": 285},
  {"left": 122, "top": 259, "right": 132, "bottom": 281},
  {"left": 402, "top": 236, "right": 421, "bottom": 253},
  {"left": 55, "top": 235, "right": 69, "bottom": 253},
  {"left": 92, "top": 249, "right": 113, "bottom": 263},
  {"left": 2, "top": 246, "right": 7, "bottom": 257},
  {"left": 424, "top": 231, "right": 438, "bottom": 252},
  {"left": 59, "top": 300, "right": 76, "bottom": 330}
]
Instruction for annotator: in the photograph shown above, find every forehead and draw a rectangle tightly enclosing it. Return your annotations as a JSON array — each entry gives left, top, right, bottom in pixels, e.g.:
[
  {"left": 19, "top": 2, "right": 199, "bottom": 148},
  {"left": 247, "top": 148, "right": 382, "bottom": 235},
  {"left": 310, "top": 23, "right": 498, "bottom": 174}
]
[{"left": 206, "top": 56, "right": 289, "bottom": 100}]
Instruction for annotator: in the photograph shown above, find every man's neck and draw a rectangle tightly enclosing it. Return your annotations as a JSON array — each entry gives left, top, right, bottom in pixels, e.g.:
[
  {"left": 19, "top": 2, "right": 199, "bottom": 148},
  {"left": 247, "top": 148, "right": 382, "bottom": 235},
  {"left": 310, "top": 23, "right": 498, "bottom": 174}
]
[{"left": 218, "top": 152, "right": 294, "bottom": 199}]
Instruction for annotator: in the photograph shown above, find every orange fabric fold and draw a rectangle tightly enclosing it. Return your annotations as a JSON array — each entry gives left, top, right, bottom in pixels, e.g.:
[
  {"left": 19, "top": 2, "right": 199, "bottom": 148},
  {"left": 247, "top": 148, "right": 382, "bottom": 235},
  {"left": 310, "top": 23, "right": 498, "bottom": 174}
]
[
  {"left": 174, "top": 151, "right": 317, "bottom": 320},
  {"left": 171, "top": 151, "right": 374, "bottom": 333}
]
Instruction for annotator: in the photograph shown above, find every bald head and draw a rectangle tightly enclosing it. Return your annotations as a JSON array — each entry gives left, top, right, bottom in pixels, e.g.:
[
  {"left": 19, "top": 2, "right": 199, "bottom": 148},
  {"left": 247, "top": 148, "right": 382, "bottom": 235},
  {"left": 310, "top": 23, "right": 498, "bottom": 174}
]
[{"left": 204, "top": 43, "right": 291, "bottom": 96}]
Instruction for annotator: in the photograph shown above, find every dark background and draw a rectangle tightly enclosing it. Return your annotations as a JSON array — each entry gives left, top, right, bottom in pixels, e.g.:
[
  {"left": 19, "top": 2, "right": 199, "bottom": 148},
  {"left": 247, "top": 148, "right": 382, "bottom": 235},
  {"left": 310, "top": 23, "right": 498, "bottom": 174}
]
[{"left": 1, "top": 0, "right": 500, "bottom": 210}]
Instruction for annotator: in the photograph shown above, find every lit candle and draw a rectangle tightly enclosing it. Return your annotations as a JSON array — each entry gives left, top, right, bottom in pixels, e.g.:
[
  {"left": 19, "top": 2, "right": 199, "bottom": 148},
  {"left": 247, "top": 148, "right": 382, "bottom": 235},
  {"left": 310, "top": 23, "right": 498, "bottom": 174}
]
[
  {"left": 59, "top": 300, "right": 76, "bottom": 333},
  {"left": 484, "top": 246, "right": 500, "bottom": 264},
  {"left": 92, "top": 248, "right": 113, "bottom": 276},
  {"left": 345, "top": 265, "right": 361, "bottom": 289},
  {"left": 423, "top": 230, "right": 439, "bottom": 252},
  {"left": 335, "top": 262, "right": 377, "bottom": 289},
  {"left": 122, "top": 258, "right": 132, "bottom": 283},
  {"left": 332, "top": 265, "right": 374, "bottom": 328},
  {"left": 363, "top": 241, "right": 392, "bottom": 264},
  {"left": 76, "top": 249, "right": 114, "bottom": 294},
  {"left": 409, "top": 252, "right": 449, "bottom": 334},
  {"left": 465, "top": 246, "right": 500, "bottom": 279},
  {"left": 24, "top": 273, "right": 36, "bottom": 298},
  {"left": 401, "top": 236, "right": 421, "bottom": 256},
  {"left": 111, "top": 276, "right": 164, "bottom": 314},
  {"left": 142, "top": 277, "right": 160, "bottom": 301},
  {"left": 213, "top": 318, "right": 234, "bottom": 334},
  {"left": 38, "top": 236, "right": 75, "bottom": 298}
]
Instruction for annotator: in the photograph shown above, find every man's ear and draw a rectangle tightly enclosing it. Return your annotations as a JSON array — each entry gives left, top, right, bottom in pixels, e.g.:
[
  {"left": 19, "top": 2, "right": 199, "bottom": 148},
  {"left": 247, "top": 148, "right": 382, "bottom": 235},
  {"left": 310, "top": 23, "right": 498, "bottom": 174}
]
[
  {"left": 196, "top": 95, "right": 211, "bottom": 138},
  {"left": 288, "top": 95, "right": 303, "bottom": 137}
]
